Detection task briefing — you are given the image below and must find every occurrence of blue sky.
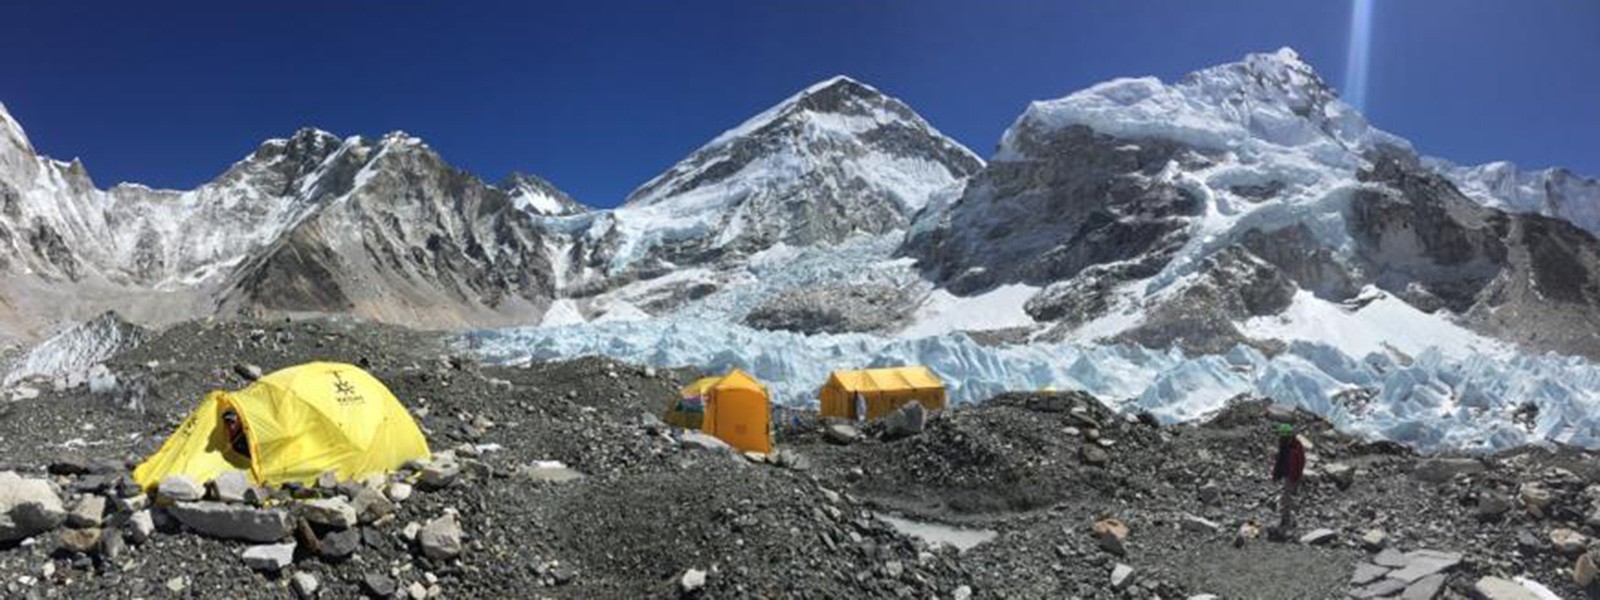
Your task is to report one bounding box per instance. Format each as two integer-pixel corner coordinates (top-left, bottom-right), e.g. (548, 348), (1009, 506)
(4, 1), (1597, 207)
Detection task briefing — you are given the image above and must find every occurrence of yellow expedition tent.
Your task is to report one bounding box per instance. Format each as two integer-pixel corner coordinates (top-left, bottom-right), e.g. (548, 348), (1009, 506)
(133, 362), (430, 489)
(819, 366), (946, 421)
(671, 369), (772, 454)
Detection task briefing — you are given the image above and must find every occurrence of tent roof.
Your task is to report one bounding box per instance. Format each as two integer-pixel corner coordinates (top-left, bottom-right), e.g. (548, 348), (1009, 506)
(827, 366), (944, 393)
(680, 369), (768, 396)
(713, 368), (766, 394)
(681, 376), (722, 397)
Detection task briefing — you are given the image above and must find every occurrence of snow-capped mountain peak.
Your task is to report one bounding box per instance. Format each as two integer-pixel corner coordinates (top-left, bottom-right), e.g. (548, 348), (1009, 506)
(499, 172), (586, 216)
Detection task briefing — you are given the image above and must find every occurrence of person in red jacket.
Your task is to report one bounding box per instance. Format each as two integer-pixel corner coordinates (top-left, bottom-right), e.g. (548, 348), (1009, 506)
(1271, 422), (1306, 532)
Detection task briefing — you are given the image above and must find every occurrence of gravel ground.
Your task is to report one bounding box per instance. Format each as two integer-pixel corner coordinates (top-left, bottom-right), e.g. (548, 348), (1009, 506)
(2, 317), (1600, 599)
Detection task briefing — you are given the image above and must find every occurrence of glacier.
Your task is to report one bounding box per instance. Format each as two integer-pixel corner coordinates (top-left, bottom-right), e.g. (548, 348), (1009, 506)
(457, 318), (1600, 453)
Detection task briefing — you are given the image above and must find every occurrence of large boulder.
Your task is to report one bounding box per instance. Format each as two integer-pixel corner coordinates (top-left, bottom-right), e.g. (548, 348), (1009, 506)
(0, 471), (68, 542)
(1471, 576), (1543, 600)
(166, 501), (294, 542)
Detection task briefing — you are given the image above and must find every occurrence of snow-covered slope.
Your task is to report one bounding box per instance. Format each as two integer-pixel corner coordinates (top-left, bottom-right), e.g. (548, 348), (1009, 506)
(906, 47), (1600, 359)
(0, 104), (579, 339)
(588, 76), (982, 275)
(1428, 158), (1600, 239)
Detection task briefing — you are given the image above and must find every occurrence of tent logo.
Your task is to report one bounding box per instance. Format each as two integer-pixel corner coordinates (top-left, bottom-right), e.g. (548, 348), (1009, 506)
(331, 370), (365, 405)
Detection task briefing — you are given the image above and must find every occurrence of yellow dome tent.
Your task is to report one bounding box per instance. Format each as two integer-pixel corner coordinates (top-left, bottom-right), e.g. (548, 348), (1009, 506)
(671, 369), (772, 454)
(133, 362), (431, 489)
(819, 365), (946, 421)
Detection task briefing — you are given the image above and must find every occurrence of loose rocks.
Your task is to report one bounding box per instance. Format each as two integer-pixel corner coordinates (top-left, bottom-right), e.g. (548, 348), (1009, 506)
(158, 475), (206, 502)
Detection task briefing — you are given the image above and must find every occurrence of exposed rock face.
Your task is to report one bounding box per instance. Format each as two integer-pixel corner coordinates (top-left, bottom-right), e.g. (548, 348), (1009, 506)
(215, 133), (558, 328)
(1350, 150), (1600, 358)
(743, 284), (914, 334)
(905, 125), (1202, 296)
(498, 172), (587, 217)
(1107, 246), (1295, 354)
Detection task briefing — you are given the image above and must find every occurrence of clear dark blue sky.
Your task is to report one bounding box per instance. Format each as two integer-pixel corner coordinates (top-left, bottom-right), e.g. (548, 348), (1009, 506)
(5, 1), (1597, 207)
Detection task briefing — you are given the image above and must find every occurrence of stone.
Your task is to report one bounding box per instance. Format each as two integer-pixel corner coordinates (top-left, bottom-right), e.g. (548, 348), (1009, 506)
(1411, 458), (1485, 483)
(525, 462), (586, 484)
(1079, 445), (1110, 467)
(167, 501), (294, 542)
(823, 422), (860, 445)
(1179, 514), (1220, 534)
(1299, 528), (1336, 545)
(1387, 550), (1461, 584)
(350, 487), (396, 524)
(418, 513), (462, 560)
(879, 401), (927, 440)
(1111, 563), (1135, 589)
(0, 471), (68, 542)
(1352, 563), (1390, 585)
(679, 568), (707, 593)
(66, 495), (106, 528)
(1550, 528), (1589, 555)
(1354, 578), (1408, 598)
(419, 461), (460, 489)
(1234, 521), (1261, 547)
(1471, 576), (1543, 600)
(680, 431), (733, 453)
(56, 527), (102, 554)
(292, 572), (320, 599)
(1575, 552), (1598, 587)
(1476, 493), (1512, 520)
(363, 573), (398, 597)
(1361, 528), (1388, 551)
(1403, 574), (1446, 600)
(166, 577), (188, 593)
(1197, 483), (1221, 506)
(234, 363), (264, 381)
(407, 581), (427, 600)
(127, 510), (155, 544)
(301, 498), (358, 529)
(47, 457), (92, 476)
(241, 542), (296, 572)
(315, 471), (340, 491)
(1092, 517), (1129, 556)
(319, 528), (360, 560)
(211, 470), (254, 503)
(1374, 547), (1409, 568)
(1323, 462), (1355, 490)
(158, 475), (206, 502)
(387, 482), (414, 503)
(1521, 482), (1555, 517)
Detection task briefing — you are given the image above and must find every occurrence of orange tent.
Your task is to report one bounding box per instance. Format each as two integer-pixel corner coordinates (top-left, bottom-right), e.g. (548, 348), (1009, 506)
(819, 366), (946, 421)
(681, 369), (772, 454)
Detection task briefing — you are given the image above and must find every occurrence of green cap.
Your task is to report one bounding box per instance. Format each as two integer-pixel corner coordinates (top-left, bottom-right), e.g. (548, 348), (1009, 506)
(1273, 423), (1294, 437)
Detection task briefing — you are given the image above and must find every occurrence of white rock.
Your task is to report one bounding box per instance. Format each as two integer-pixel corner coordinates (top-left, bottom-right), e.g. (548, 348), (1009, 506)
(1471, 576), (1543, 600)
(679, 568), (707, 593)
(1111, 563), (1135, 589)
(167, 501), (293, 542)
(241, 542), (296, 572)
(387, 482), (415, 503)
(292, 571), (320, 598)
(127, 510), (155, 544)
(158, 475), (205, 502)
(1299, 528), (1336, 545)
(300, 498), (358, 529)
(211, 470), (253, 503)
